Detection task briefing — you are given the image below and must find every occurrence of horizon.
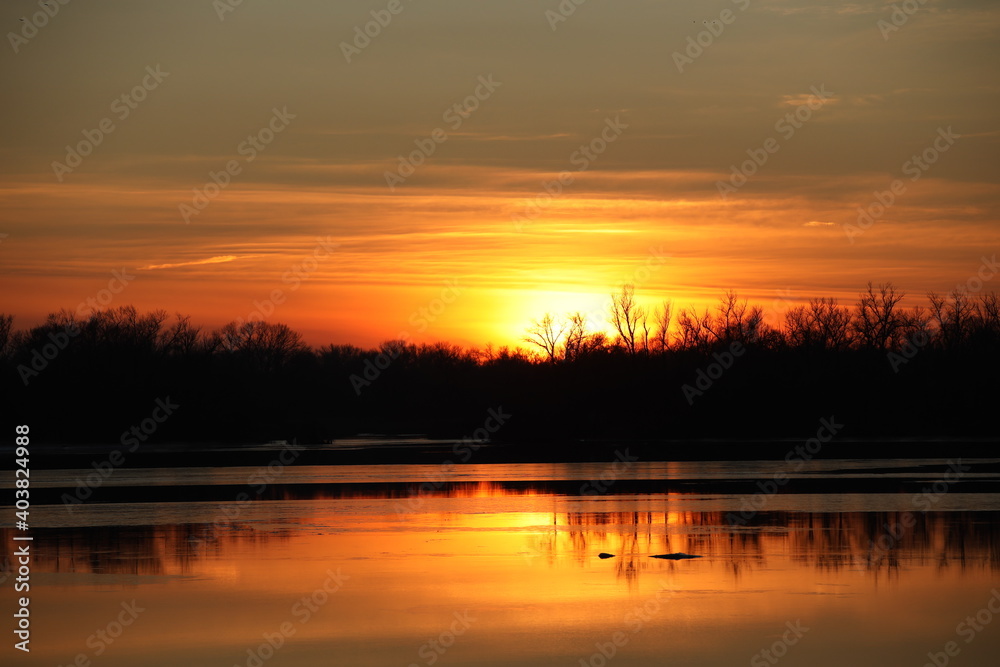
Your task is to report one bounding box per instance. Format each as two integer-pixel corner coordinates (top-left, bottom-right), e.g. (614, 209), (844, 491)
(8, 274), (999, 353)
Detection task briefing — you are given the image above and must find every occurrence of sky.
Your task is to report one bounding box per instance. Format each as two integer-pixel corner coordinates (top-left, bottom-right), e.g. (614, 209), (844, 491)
(1, 0), (998, 348)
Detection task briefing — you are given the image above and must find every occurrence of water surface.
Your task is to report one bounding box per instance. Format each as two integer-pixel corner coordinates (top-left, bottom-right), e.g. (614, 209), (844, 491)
(4, 458), (1000, 666)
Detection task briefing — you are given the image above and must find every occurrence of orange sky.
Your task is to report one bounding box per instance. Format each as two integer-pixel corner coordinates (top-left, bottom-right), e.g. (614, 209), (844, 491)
(1, 1), (998, 348)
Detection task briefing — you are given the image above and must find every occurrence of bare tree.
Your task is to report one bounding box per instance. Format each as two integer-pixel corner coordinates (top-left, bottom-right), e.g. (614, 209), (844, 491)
(581, 331), (611, 355)
(563, 312), (588, 361)
(853, 282), (908, 350)
(216, 320), (307, 371)
(977, 293), (1000, 336)
(651, 300), (673, 352)
(705, 290), (764, 344)
(159, 314), (203, 356)
(0, 314), (13, 360)
(610, 283), (644, 355)
(675, 307), (713, 351)
(784, 298), (851, 350)
(523, 313), (565, 362)
(928, 291), (975, 349)
(639, 309), (652, 354)
(62, 306), (166, 352)
(783, 305), (812, 348)
(811, 297), (853, 350)
(379, 339), (411, 361)
(904, 304), (932, 344)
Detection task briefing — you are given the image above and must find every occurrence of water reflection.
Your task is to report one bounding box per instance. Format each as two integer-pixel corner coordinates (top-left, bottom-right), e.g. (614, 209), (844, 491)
(9, 469), (1000, 667)
(5, 504), (998, 582)
(0, 524), (295, 578)
(528, 509), (1000, 584)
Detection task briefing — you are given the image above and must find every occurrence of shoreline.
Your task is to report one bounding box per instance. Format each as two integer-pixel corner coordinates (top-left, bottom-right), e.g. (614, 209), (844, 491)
(10, 437), (998, 469)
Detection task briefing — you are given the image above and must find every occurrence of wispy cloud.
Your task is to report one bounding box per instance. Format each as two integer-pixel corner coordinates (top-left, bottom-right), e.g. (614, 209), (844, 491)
(780, 93), (839, 108)
(803, 221), (835, 227)
(138, 255), (253, 271)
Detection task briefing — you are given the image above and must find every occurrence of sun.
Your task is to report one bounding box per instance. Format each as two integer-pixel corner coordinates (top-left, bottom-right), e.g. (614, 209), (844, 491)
(487, 288), (616, 347)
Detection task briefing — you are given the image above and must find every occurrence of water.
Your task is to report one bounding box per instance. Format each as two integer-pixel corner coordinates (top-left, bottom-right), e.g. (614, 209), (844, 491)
(4, 458), (1000, 666)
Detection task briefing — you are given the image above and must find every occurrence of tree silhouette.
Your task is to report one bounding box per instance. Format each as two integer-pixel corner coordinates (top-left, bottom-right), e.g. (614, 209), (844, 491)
(853, 282), (908, 350)
(928, 291), (975, 350)
(4, 281), (1000, 444)
(651, 300), (673, 352)
(159, 314), (203, 357)
(784, 298), (852, 351)
(706, 290), (765, 345)
(610, 283), (644, 355)
(0, 314), (13, 361)
(676, 306), (713, 351)
(563, 312), (588, 361)
(214, 320), (307, 372)
(523, 313), (565, 362)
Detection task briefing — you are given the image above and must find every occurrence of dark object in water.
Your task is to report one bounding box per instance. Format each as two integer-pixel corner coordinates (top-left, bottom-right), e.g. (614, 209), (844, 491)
(650, 553), (702, 560)
(598, 552), (616, 559)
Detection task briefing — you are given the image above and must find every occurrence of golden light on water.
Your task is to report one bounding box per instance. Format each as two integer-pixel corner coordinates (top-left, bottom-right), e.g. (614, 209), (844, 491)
(16, 491), (1000, 666)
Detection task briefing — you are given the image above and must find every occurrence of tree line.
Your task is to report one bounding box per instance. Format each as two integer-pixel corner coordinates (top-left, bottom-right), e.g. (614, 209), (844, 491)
(1, 281), (997, 445)
(522, 282), (1000, 362)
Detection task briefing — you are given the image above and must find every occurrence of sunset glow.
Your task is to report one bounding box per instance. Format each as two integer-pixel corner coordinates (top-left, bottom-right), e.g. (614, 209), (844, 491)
(6, 5), (1000, 667)
(2, 2), (997, 348)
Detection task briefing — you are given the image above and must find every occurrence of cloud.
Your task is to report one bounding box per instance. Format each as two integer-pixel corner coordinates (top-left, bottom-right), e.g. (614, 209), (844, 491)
(138, 255), (251, 271)
(779, 92), (839, 108)
(803, 221), (836, 227)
